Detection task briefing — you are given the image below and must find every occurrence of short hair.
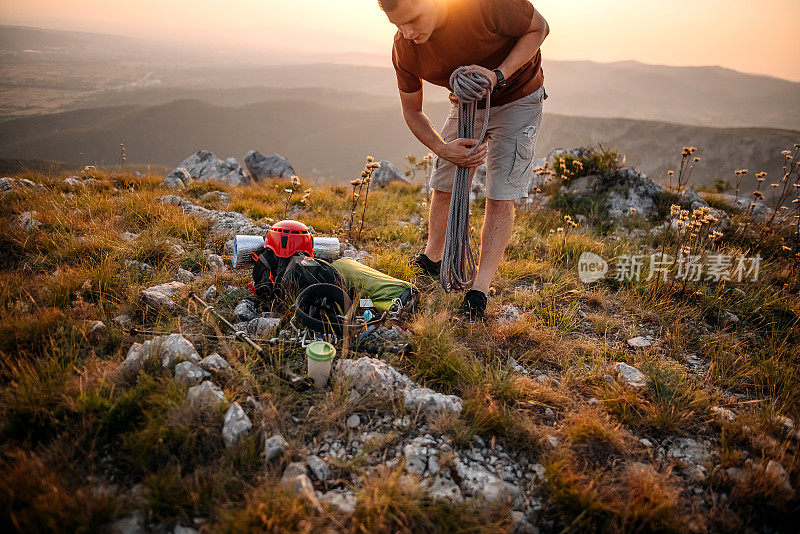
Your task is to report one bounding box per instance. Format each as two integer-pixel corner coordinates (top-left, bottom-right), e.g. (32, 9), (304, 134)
(378, 0), (416, 12)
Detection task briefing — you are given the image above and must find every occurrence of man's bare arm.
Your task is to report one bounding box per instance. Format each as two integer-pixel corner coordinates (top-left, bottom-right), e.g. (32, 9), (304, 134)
(496, 8), (550, 83)
(399, 87), (487, 167)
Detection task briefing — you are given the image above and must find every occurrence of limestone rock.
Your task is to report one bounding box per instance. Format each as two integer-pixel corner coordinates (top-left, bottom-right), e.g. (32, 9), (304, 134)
(176, 268), (196, 283)
(265, 434), (289, 463)
(306, 455), (331, 481)
(141, 281), (185, 310)
(174, 361), (210, 386)
(208, 254), (226, 272)
(158, 195), (268, 237)
(498, 304), (521, 325)
(427, 475), (463, 502)
(247, 317), (280, 339)
(202, 285), (218, 301)
(318, 489), (356, 514)
(199, 353), (232, 374)
(15, 211), (41, 231)
(281, 463), (321, 509)
(222, 402), (252, 449)
(614, 362), (647, 389)
(370, 160), (411, 188)
(234, 300), (258, 322)
(336, 357), (462, 418)
(627, 336), (652, 348)
(174, 150), (247, 186)
(186, 380), (225, 407)
(243, 150), (295, 181)
(162, 168), (192, 189)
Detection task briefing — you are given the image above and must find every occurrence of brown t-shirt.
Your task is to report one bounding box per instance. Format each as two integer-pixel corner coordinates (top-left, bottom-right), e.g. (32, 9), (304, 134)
(392, 0), (544, 109)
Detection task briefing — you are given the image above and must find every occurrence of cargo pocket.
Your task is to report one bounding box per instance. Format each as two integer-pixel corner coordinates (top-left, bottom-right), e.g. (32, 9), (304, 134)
(507, 132), (534, 188)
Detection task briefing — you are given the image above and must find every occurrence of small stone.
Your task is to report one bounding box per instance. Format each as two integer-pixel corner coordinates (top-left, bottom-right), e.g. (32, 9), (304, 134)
(15, 211), (42, 231)
(141, 281), (185, 310)
(234, 300), (258, 322)
(346, 414), (361, 429)
(176, 268), (196, 282)
(640, 438), (653, 448)
(306, 455), (331, 481)
(614, 362), (647, 389)
(427, 455), (440, 475)
(199, 353), (232, 373)
(88, 320), (106, 336)
(125, 260), (154, 276)
(547, 436), (559, 448)
(711, 406), (736, 422)
(208, 253), (226, 272)
(222, 402), (252, 449)
(186, 380), (225, 407)
(318, 489), (357, 514)
(765, 460), (793, 495)
(627, 336), (652, 348)
(247, 317), (281, 338)
(427, 475), (463, 502)
(202, 285), (218, 301)
(174, 361), (210, 386)
(497, 304), (521, 325)
(113, 314), (132, 328)
(265, 434), (289, 462)
(173, 526), (198, 534)
(121, 232), (139, 242)
(281, 462), (320, 508)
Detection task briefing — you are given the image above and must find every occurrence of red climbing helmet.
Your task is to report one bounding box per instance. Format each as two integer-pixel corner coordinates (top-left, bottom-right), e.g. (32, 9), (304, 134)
(265, 220), (315, 258)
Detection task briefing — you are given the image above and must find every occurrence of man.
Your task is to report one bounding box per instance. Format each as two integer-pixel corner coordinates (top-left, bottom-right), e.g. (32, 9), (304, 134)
(379, 0), (550, 321)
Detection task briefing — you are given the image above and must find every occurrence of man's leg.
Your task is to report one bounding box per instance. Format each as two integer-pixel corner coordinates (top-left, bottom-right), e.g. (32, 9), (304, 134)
(471, 198), (515, 294)
(424, 166), (478, 262)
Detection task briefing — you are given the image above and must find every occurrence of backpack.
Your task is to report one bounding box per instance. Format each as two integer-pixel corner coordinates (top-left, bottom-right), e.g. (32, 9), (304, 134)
(250, 245), (345, 307)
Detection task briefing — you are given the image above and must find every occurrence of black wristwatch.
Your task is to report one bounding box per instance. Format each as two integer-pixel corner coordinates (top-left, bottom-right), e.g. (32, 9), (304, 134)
(492, 68), (506, 91)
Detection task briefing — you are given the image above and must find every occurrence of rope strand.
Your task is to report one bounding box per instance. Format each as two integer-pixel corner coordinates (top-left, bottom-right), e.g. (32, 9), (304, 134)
(439, 66), (493, 292)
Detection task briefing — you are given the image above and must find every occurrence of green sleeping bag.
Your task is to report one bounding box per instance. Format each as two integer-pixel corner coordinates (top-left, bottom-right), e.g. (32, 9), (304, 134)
(331, 257), (417, 313)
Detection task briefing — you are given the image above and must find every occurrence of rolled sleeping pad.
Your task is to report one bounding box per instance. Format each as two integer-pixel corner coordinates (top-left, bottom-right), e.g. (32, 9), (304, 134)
(232, 235), (265, 268)
(312, 237), (341, 261)
(232, 235), (342, 267)
(331, 256), (417, 313)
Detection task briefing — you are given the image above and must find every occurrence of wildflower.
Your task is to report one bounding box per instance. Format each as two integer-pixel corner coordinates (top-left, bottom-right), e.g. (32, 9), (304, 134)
(350, 179), (362, 186)
(629, 207), (637, 214)
(771, 183), (779, 188)
(782, 246), (792, 252)
(753, 191), (764, 200)
(366, 155), (374, 163)
(694, 157), (700, 163)
(670, 204), (681, 217)
(668, 170), (674, 176)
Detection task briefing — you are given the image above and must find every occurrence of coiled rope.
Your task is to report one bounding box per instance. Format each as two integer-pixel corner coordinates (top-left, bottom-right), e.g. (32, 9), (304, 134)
(439, 66), (493, 292)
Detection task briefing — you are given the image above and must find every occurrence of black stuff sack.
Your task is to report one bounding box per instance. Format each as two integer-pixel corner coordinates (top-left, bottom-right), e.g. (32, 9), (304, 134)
(249, 245), (345, 307)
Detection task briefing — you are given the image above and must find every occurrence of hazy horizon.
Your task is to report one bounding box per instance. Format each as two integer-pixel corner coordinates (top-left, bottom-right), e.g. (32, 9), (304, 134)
(1, 0), (799, 82)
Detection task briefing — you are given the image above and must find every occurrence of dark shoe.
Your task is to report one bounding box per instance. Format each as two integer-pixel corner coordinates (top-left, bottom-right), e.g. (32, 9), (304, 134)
(413, 253), (441, 278)
(457, 289), (487, 322)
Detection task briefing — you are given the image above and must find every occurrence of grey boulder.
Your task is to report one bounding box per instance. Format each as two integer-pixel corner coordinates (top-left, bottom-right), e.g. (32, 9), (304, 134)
(244, 150), (295, 181)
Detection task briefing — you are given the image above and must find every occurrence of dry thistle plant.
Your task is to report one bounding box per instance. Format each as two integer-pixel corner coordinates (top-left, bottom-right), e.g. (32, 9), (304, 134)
(118, 142), (126, 170)
(283, 174), (302, 219)
(674, 146), (699, 193)
(346, 156), (381, 243)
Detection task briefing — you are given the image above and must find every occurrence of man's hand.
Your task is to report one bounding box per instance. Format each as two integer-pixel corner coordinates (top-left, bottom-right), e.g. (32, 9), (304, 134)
(465, 64), (499, 90)
(438, 137), (488, 168)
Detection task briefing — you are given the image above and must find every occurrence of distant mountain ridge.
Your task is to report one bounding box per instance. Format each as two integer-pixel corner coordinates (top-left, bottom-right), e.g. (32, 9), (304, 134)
(0, 98), (795, 190)
(1, 25), (799, 130)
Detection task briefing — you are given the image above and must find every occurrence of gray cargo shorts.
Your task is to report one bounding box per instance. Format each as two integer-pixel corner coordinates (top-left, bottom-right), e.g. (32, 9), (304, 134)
(429, 85), (546, 201)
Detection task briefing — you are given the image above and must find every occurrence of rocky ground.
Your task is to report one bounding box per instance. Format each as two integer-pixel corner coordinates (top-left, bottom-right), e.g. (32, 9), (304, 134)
(1, 146), (799, 532)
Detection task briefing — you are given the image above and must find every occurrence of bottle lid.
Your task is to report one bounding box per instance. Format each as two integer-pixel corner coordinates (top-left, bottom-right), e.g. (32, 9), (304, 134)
(306, 340), (336, 362)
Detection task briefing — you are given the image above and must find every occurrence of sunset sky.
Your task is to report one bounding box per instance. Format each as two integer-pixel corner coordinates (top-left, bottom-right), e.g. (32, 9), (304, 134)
(2, 0), (799, 81)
